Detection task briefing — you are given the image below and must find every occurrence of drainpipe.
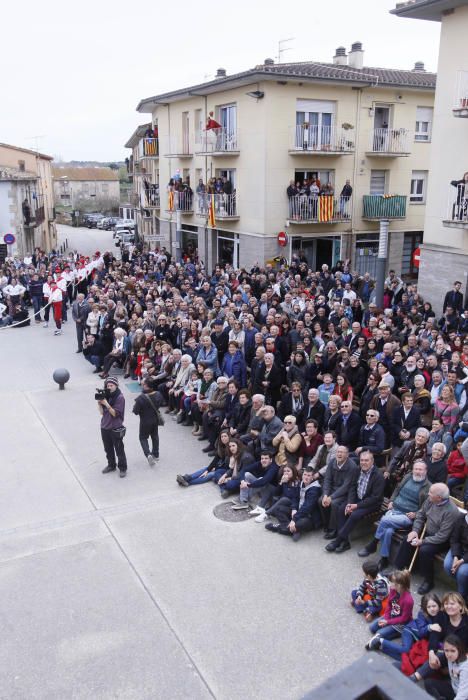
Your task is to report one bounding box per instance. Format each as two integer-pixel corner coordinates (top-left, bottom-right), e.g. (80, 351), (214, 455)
(375, 218), (389, 307)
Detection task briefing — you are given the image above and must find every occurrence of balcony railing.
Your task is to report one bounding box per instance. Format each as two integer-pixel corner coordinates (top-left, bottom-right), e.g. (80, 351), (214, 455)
(167, 190), (193, 212)
(444, 183), (468, 226)
(289, 125), (355, 154)
(367, 128), (411, 155)
(362, 194), (407, 219)
(453, 71), (468, 117)
(287, 195), (352, 223)
(195, 193), (239, 219)
(195, 127), (239, 154)
(143, 185), (160, 209)
(138, 138), (159, 158)
(163, 136), (192, 157)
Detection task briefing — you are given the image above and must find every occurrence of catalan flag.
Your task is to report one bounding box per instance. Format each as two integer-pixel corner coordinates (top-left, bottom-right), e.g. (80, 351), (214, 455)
(318, 195), (334, 222)
(168, 190), (174, 211)
(208, 193), (216, 228)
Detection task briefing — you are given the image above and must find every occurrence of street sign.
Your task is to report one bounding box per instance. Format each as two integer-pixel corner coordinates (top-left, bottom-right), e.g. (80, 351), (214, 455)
(412, 247), (421, 268)
(3, 233), (15, 245)
(277, 231), (288, 247)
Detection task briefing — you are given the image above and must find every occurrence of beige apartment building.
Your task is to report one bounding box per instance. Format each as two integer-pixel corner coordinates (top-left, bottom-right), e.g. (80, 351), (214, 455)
(0, 143), (56, 257)
(126, 44), (435, 277)
(393, 0), (468, 311)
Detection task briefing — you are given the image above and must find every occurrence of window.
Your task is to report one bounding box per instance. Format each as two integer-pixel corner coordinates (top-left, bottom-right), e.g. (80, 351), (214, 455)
(415, 107), (433, 142)
(294, 170), (335, 187)
(370, 170), (387, 195)
(18, 160), (25, 172)
(82, 183), (89, 195)
(296, 99), (335, 149)
(410, 171), (427, 203)
(102, 183), (109, 194)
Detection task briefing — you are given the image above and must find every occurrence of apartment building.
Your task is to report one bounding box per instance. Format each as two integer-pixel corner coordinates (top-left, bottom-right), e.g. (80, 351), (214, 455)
(393, 0), (468, 311)
(0, 142), (56, 257)
(126, 44), (435, 276)
(52, 167), (120, 211)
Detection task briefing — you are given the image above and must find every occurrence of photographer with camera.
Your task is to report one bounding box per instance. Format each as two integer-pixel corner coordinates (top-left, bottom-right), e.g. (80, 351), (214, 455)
(97, 376), (128, 478)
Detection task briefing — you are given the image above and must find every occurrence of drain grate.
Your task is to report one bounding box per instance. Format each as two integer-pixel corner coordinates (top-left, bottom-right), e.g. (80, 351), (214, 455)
(213, 502), (252, 522)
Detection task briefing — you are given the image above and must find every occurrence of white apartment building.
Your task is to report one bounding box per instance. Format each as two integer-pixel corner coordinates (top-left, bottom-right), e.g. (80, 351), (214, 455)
(126, 44), (435, 277)
(0, 143), (56, 257)
(393, 0), (468, 311)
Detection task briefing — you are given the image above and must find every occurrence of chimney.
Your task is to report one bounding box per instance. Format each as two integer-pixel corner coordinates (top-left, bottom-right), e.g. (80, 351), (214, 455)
(333, 47), (347, 66)
(348, 42), (364, 70)
(216, 68), (226, 78)
(413, 61), (426, 72)
(264, 58), (274, 66)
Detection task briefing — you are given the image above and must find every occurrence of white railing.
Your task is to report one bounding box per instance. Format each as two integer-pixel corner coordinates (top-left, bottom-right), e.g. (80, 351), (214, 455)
(287, 194), (351, 222)
(453, 71), (468, 112)
(289, 125), (355, 153)
(195, 127), (238, 153)
(368, 128), (410, 154)
(164, 135), (192, 156)
(142, 185), (160, 208)
(446, 183), (468, 223)
(138, 138), (159, 158)
(195, 193), (238, 218)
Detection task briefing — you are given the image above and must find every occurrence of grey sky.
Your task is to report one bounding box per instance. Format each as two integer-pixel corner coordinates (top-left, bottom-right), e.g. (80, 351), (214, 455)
(3, 0), (440, 161)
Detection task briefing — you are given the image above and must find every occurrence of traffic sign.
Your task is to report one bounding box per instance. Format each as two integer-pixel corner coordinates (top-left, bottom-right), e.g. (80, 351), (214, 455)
(412, 247), (421, 268)
(3, 233), (15, 245)
(277, 231), (288, 247)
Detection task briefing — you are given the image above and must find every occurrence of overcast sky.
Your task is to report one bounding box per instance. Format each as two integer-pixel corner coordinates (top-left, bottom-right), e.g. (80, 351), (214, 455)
(3, 0), (441, 162)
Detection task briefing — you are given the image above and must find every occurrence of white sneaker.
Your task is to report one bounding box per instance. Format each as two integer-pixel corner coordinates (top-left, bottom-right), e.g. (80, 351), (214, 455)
(255, 512), (269, 523)
(43, 322), (48, 328)
(54, 330), (62, 335)
(147, 454), (156, 467)
(249, 506), (264, 517)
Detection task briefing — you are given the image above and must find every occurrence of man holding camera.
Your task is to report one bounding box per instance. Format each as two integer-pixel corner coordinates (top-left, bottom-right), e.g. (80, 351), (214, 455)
(97, 376), (127, 477)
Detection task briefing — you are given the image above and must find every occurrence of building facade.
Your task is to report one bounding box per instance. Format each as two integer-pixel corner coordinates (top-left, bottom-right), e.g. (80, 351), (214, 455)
(53, 167), (120, 212)
(0, 143), (56, 256)
(126, 45), (435, 277)
(393, 0), (468, 312)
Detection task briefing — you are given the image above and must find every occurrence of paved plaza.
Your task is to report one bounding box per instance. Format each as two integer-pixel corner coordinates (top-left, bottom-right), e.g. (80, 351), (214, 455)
(1, 226), (395, 699)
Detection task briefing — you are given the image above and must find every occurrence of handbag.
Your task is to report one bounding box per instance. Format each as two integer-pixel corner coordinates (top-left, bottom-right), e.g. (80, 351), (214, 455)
(112, 426), (127, 439)
(144, 393), (164, 426)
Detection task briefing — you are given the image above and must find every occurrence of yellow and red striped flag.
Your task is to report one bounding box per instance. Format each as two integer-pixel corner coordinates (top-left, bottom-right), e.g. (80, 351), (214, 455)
(168, 190), (174, 211)
(318, 195), (334, 222)
(208, 193), (216, 228)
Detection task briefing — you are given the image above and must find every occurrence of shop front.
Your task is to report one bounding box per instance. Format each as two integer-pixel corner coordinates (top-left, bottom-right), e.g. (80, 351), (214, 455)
(291, 234), (342, 270)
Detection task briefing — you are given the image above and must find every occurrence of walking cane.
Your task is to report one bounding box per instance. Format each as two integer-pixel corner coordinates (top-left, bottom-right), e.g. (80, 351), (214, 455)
(408, 522), (427, 573)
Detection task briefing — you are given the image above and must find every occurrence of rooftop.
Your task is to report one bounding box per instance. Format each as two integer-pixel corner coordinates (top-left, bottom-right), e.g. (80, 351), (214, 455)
(0, 142), (53, 161)
(137, 59), (436, 111)
(124, 124), (152, 149)
(52, 167), (119, 182)
(392, 0), (468, 20)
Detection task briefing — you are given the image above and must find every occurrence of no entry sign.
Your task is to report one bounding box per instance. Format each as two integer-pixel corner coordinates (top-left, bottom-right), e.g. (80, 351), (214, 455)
(277, 231), (288, 247)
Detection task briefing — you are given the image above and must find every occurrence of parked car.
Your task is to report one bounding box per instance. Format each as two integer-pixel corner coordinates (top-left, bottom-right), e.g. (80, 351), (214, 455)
(114, 230), (135, 247)
(85, 213), (104, 228)
(100, 217), (121, 230)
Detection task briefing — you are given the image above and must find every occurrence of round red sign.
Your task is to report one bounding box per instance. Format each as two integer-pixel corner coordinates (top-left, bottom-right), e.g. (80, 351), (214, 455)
(277, 231), (288, 247)
(412, 247), (421, 268)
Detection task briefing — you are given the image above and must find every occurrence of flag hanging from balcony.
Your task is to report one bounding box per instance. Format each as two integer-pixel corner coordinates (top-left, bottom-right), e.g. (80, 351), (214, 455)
(168, 190), (174, 211)
(208, 194), (216, 228)
(318, 195), (334, 222)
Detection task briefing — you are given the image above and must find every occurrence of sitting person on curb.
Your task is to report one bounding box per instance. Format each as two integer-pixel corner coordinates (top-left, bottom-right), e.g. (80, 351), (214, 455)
(233, 451), (279, 510)
(269, 466), (322, 541)
(218, 438), (255, 498)
(358, 460), (431, 571)
(392, 482), (460, 594)
(325, 451), (385, 554)
(321, 445), (359, 540)
(251, 463), (300, 524)
(351, 560), (389, 621)
(353, 408), (386, 465)
(365, 569), (414, 651)
(176, 429), (231, 487)
(272, 415), (302, 468)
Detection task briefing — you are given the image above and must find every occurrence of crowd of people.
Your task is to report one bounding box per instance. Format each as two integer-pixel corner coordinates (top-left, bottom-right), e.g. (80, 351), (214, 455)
(3, 243), (468, 695)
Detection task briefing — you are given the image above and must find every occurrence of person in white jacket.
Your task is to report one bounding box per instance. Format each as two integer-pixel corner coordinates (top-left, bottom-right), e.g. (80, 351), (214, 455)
(3, 280), (26, 315)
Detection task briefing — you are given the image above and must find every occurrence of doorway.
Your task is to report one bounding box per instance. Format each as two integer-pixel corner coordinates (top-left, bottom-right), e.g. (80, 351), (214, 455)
(292, 235), (341, 270)
(216, 230), (239, 267)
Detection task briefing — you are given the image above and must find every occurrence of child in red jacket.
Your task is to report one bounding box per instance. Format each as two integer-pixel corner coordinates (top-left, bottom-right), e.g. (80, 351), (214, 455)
(447, 440), (468, 492)
(365, 569), (414, 650)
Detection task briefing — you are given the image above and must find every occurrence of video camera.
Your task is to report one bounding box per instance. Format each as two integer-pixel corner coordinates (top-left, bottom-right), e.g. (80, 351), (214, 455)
(95, 387), (110, 401)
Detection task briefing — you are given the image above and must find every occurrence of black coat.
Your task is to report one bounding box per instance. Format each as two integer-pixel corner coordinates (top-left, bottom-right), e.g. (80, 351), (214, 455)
(335, 411), (362, 450)
(443, 289), (464, 313)
(391, 406), (421, 447)
(347, 467), (385, 511)
(449, 513), (468, 561)
(277, 391), (306, 426)
(303, 400), (326, 432)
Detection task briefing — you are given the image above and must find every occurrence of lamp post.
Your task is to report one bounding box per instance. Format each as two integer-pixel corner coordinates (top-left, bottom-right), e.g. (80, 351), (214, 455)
(375, 218), (389, 308)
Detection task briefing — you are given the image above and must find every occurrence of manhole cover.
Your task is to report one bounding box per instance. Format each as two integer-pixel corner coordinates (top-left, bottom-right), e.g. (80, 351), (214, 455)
(213, 502), (252, 522)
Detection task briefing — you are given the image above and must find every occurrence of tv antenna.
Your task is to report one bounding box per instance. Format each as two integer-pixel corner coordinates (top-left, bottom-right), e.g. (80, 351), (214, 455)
(277, 38), (295, 63)
(26, 135), (46, 152)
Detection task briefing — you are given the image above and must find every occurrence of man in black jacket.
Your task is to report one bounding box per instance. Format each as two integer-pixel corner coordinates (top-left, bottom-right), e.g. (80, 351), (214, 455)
(353, 408), (386, 465)
(391, 393), (421, 447)
(303, 387), (325, 432)
(321, 445), (359, 538)
(72, 293), (90, 353)
(210, 319), (230, 364)
(325, 451), (385, 553)
(132, 379), (163, 465)
(443, 281), (464, 314)
(335, 401), (362, 451)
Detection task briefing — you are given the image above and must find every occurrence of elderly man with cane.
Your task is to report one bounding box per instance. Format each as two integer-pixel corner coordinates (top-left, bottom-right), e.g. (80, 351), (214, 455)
(389, 483), (459, 594)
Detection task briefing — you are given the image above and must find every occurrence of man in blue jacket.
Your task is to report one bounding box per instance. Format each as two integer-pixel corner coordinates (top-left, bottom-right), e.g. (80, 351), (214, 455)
(233, 452), (279, 509)
(275, 467), (322, 541)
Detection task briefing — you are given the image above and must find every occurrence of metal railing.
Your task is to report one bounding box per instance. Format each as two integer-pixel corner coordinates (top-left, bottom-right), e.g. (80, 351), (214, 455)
(195, 127), (239, 153)
(167, 190), (194, 212)
(368, 128), (410, 154)
(362, 194), (407, 219)
(288, 195), (351, 222)
(164, 135), (192, 156)
(195, 193), (238, 218)
(453, 71), (468, 113)
(138, 138), (159, 158)
(289, 125), (355, 153)
(446, 183), (468, 223)
(143, 185), (160, 208)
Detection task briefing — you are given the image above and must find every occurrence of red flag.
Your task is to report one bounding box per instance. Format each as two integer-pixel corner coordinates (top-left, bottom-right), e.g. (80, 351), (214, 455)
(208, 194), (216, 228)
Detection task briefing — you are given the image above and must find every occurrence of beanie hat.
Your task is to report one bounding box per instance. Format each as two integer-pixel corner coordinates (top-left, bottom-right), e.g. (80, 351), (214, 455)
(105, 376), (119, 388)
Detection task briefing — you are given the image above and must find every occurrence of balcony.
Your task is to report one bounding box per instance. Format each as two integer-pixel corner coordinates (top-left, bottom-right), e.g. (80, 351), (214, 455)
(288, 125), (355, 155)
(366, 128), (411, 156)
(138, 138), (159, 159)
(287, 195), (352, 224)
(443, 183), (468, 228)
(195, 193), (239, 220)
(142, 185), (160, 209)
(362, 194), (407, 220)
(166, 190), (193, 214)
(163, 136), (192, 158)
(453, 71), (468, 117)
(195, 127), (239, 155)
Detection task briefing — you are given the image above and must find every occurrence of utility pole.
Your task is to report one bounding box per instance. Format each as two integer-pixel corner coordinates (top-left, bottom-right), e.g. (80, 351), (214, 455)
(375, 219), (389, 308)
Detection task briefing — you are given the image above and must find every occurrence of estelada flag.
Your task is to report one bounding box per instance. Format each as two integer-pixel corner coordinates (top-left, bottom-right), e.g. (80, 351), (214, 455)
(168, 190), (174, 211)
(208, 194), (216, 228)
(318, 195), (334, 222)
